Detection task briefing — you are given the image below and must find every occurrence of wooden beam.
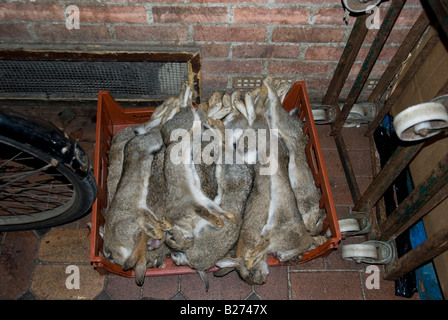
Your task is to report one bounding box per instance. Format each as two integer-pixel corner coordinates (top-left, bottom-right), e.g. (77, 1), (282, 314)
(384, 224), (448, 280)
(331, 0), (406, 136)
(379, 152), (448, 241)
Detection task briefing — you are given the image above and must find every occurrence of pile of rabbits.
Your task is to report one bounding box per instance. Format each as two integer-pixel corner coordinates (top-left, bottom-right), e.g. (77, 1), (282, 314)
(101, 77), (328, 289)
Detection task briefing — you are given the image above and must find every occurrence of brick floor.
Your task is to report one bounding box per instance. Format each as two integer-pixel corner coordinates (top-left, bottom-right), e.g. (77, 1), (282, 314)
(0, 103), (420, 300)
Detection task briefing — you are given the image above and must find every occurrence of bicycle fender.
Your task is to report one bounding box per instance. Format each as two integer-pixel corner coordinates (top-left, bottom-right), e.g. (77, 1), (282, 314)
(0, 109), (91, 178)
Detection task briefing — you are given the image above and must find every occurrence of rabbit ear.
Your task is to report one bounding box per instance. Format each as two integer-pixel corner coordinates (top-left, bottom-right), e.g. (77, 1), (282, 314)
(215, 257), (240, 269)
(179, 82), (192, 108)
(222, 92), (232, 109)
(244, 93), (256, 127)
(197, 270), (210, 292)
(98, 225), (105, 239)
(123, 232), (149, 286)
(214, 258), (240, 277)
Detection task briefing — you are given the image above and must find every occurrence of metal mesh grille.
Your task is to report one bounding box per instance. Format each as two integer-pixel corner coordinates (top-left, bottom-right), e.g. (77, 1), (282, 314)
(0, 60), (189, 100)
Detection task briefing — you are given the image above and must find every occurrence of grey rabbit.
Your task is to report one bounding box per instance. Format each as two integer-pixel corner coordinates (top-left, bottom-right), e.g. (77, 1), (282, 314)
(162, 83), (236, 253)
(171, 100), (254, 291)
(264, 77), (325, 236)
(215, 86), (325, 285)
(102, 127), (171, 285)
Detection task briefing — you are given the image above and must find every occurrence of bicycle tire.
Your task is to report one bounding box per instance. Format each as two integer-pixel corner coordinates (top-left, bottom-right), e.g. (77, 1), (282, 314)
(0, 125), (97, 232)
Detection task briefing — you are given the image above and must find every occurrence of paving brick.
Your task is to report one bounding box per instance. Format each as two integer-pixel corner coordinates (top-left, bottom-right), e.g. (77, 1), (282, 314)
(38, 230), (90, 263)
(253, 266), (289, 300)
(276, 0), (340, 4)
(316, 125), (338, 150)
(180, 270), (252, 299)
(0, 231), (38, 300)
(105, 274), (142, 300)
(290, 271), (364, 300)
(341, 125), (372, 150)
(31, 264), (104, 300)
(142, 274), (180, 299)
(328, 175), (373, 206)
(289, 256), (326, 271)
(322, 149), (373, 178)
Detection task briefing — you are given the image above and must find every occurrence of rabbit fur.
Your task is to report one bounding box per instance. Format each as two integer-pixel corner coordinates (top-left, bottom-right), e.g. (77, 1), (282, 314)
(263, 77), (325, 236)
(162, 84), (236, 254)
(102, 78), (327, 288)
(170, 95), (254, 291)
(215, 84), (325, 285)
(102, 126), (171, 285)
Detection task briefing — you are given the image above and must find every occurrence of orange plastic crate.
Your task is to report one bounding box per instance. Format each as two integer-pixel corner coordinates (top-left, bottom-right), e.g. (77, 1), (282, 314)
(90, 81), (341, 278)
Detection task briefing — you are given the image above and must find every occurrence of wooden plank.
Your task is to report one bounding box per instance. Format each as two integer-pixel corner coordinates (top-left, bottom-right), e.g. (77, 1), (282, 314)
(331, 0), (406, 136)
(353, 144), (424, 212)
(364, 32), (440, 136)
(379, 152), (448, 241)
(366, 10), (430, 103)
(323, 15), (368, 108)
(384, 223), (448, 280)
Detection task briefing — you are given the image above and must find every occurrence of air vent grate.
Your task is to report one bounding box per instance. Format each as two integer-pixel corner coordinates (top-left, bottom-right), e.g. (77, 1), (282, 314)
(0, 49), (201, 103)
(0, 60), (188, 101)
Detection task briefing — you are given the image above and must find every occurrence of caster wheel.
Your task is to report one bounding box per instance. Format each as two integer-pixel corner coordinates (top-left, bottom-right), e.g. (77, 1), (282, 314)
(312, 109), (327, 122)
(394, 101), (448, 141)
(342, 243), (377, 263)
(312, 105), (337, 124)
(341, 240), (394, 264)
(344, 104), (365, 127)
(336, 212), (372, 237)
(338, 218), (361, 234)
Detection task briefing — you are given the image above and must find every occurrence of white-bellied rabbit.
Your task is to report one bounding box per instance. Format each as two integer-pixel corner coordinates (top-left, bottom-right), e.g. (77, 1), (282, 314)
(264, 77), (325, 236)
(106, 126), (135, 205)
(162, 83), (236, 253)
(133, 96), (180, 135)
(171, 100), (254, 291)
(102, 127), (171, 285)
(215, 85), (325, 285)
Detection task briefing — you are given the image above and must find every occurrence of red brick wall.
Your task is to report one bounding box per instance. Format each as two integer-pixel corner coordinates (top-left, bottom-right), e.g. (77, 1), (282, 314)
(0, 0), (423, 102)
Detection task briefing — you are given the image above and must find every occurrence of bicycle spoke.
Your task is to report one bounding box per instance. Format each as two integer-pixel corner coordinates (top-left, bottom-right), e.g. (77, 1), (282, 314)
(0, 161), (56, 190)
(0, 151), (24, 170)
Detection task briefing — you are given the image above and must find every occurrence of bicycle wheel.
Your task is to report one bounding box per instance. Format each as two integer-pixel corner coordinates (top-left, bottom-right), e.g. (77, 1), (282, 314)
(0, 134), (97, 232)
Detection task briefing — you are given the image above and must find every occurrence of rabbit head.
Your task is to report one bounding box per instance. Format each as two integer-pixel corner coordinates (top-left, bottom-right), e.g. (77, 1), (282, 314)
(215, 238), (270, 285)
